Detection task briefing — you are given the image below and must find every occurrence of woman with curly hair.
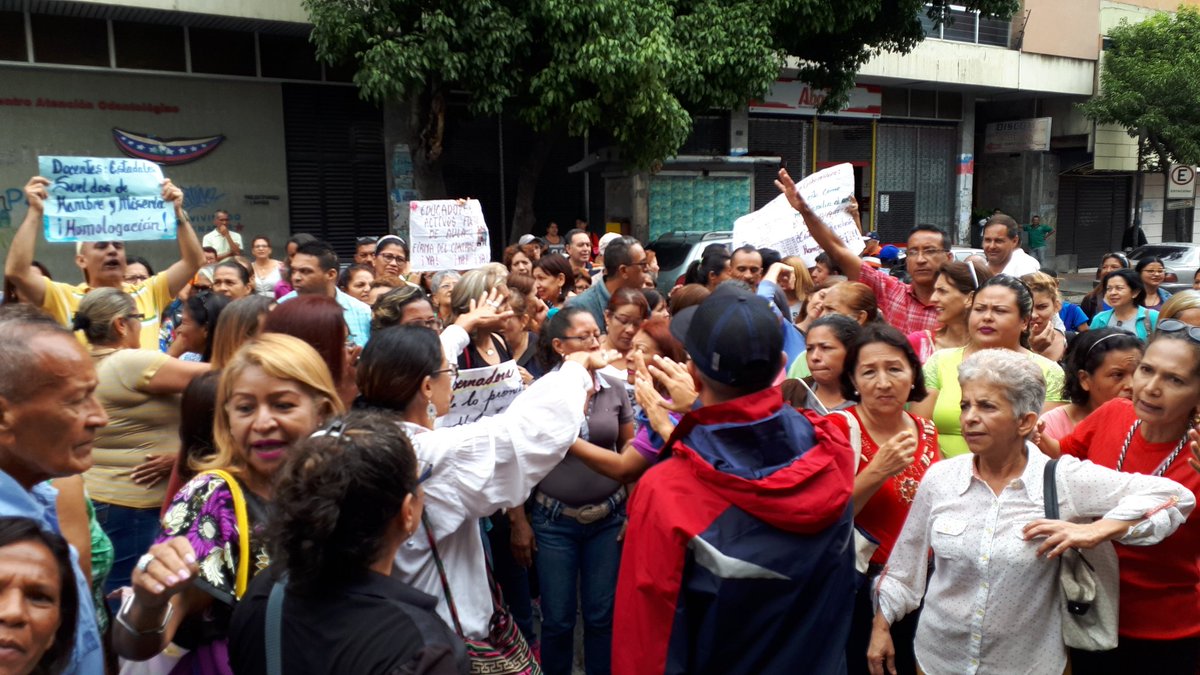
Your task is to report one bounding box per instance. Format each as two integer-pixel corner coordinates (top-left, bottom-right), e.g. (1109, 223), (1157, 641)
(228, 411), (467, 673)
(113, 334), (343, 673)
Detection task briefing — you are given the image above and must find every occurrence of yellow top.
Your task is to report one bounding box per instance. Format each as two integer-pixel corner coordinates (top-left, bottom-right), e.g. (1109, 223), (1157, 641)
(83, 348), (180, 508)
(42, 273), (173, 351)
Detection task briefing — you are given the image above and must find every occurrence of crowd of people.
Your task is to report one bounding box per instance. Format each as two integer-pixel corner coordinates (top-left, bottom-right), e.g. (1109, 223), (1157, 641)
(0, 167), (1197, 675)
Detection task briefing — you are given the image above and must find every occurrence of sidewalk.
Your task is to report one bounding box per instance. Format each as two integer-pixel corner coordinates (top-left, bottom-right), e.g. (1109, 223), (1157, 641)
(1057, 272), (1096, 302)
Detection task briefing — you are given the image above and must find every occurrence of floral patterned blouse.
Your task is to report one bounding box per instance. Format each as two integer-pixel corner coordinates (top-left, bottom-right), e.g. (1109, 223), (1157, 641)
(158, 472), (269, 607)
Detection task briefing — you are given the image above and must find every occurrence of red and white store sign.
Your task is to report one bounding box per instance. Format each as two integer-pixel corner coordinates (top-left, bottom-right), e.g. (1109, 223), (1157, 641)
(749, 80), (882, 118)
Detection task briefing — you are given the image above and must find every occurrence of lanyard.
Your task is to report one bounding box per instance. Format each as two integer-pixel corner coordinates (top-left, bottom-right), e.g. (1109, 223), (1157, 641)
(1115, 420), (1186, 477)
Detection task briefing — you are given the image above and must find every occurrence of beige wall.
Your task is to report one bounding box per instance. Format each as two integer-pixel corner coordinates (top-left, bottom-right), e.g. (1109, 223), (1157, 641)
(0, 67), (291, 282)
(70, 0), (308, 23)
(857, 40), (1095, 96)
(1021, 0), (1100, 60)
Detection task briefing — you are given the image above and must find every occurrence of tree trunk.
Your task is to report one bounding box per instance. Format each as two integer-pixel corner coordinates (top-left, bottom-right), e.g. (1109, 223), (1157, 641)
(508, 129), (563, 244)
(400, 87), (448, 198)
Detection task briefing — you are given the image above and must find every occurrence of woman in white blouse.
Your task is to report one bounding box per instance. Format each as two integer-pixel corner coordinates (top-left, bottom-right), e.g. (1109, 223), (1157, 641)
(868, 349), (1194, 675)
(352, 323), (615, 653)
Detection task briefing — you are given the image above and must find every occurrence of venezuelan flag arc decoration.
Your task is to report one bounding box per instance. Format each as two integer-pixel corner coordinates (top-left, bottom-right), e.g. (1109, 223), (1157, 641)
(112, 128), (225, 165)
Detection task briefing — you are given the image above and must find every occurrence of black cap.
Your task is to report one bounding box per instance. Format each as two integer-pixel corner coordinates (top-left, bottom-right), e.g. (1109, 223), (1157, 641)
(670, 285), (782, 386)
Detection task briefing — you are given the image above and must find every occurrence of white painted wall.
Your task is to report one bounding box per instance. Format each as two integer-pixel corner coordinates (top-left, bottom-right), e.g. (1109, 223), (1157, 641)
(855, 40), (1095, 96)
(0, 66), (290, 283)
(70, 0), (308, 23)
(1137, 172), (1200, 243)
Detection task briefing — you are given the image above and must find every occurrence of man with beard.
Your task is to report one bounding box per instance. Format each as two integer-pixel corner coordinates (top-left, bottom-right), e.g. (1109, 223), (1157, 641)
(4, 176), (205, 350)
(774, 169), (948, 334)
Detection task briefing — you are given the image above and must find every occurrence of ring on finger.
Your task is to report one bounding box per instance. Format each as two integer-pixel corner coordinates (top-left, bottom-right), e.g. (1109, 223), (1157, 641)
(136, 553), (156, 573)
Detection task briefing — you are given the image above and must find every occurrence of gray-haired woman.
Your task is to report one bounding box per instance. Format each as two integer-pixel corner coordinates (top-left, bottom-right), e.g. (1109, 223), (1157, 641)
(868, 349), (1194, 675)
(72, 288), (209, 599)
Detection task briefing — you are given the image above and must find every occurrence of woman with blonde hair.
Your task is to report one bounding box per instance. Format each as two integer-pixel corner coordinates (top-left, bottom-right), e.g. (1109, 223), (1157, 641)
(114, 334), (343, 673)
(1159, 289), (1200, 326)
(1022, 271), (1068, 362)
(72, 287), (210, 599)
(209, 295), (272, 369)
(780, 255), (815, 322)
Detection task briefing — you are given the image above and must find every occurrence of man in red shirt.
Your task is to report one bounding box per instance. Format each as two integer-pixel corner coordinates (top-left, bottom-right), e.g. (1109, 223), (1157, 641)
(775, 169), (950, 334)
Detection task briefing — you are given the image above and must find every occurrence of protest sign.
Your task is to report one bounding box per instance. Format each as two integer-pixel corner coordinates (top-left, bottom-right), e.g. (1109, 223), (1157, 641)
(409, 199), (490, 271)
(436, 360), (524, 428)
(732, 163), (863, 267)
(38, 156), (175, 243)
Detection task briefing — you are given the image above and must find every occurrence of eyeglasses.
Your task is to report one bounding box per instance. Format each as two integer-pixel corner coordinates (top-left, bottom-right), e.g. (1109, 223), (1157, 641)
(357, 236), (379, 246)
(630, 260), (650, 269)
(1157, 320), (1200, 343)
(405, 317), (443, 330)
(379, 253), (408, 264)
(125, 313), (145, 322)
(908, 248), (948, 259)
(561, 333), (602, 344)
(609, 314), (643, 329)
(124, 274), (149, 284)
(1142, 268), (1166, 275)
(433, 364), (459, 378)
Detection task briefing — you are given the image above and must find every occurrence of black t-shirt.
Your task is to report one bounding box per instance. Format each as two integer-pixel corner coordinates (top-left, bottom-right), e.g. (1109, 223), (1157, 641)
(229, 569), (468, 675)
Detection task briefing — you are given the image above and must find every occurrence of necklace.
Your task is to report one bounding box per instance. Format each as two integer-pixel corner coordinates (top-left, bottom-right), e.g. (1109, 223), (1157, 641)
(1115, 420), (1187, 476)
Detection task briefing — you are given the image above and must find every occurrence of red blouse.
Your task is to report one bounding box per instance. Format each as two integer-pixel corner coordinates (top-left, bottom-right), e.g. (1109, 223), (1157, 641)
(1061, 397), (1200, 640)
(827, 407), (939, 565)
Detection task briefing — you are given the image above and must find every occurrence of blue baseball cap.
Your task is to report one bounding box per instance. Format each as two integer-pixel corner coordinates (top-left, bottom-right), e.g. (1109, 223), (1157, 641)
(669, 285), (782, 386)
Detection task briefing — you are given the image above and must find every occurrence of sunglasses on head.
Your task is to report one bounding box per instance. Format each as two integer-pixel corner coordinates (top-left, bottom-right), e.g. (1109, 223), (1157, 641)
(1157, 319), (1200, 344)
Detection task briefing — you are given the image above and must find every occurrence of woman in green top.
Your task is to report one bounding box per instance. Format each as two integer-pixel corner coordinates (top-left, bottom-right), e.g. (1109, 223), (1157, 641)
(911, 275), (1066, 457)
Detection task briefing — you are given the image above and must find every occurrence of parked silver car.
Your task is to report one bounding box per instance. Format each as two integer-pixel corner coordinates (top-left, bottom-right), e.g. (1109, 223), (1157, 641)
(647, 231), (732, 294)
(1127, 243), (1200, 293)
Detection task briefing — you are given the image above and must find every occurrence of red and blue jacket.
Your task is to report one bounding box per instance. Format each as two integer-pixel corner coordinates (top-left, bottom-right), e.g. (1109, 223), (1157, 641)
(613, 385), (856, 675)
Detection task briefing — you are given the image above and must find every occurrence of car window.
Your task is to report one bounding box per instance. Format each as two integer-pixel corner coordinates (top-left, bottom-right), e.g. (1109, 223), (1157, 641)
(1131, 245), (1200, 267)
(649, 242), (695, 271)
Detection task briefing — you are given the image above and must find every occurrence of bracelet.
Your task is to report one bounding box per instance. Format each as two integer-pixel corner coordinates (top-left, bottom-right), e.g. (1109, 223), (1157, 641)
(178, 209), (190, 223)
(116, 593), (174, 636)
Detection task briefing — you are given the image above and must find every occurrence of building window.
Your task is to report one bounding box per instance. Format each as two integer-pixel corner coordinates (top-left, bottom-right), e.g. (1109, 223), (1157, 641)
(189, 28), (256, 76)
(113, 22), (186, 72)
(259, 33), (321, 81)
(31, 14), (108, 67)
(0, 12), (26, 62)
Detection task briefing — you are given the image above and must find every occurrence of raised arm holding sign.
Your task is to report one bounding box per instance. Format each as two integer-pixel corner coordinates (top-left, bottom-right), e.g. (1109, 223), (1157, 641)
(735, 163), (864, 269)
(4, 159), (204, 349)
(771, 165), (866, 280)
(776, 166), (951, 335)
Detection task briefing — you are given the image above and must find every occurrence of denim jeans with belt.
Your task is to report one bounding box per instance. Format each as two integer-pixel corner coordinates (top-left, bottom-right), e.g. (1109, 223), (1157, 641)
(531, 495), (625, 675)
(93, 502), (162, 607)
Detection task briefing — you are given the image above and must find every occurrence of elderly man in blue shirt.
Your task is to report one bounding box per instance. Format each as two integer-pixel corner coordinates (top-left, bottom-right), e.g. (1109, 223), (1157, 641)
(0, 306), (109, 674)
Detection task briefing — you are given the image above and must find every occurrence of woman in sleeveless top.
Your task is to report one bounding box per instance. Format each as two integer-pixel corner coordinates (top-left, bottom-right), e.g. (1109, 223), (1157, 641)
(249, 236), (284, 298)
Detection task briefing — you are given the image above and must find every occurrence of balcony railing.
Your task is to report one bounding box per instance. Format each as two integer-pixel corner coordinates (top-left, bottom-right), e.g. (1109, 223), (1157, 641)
(919, 4), (1013, 48)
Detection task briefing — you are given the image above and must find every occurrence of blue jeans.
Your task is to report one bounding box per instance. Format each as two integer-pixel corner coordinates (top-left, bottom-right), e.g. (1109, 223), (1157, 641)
(531, 495), (624, 675)
(93, 502), (162, 604)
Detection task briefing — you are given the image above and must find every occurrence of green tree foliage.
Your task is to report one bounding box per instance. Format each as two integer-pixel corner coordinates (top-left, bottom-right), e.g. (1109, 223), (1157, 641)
(305, 0), (1016, 231)
(1082, 5), (1200, 166)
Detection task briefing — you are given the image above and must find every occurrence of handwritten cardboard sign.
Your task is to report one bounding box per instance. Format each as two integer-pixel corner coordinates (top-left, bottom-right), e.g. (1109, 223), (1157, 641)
(732, 163), (863, 267)
(38, 156), (175, 242)
(436, 360), (524, 428)
(409, 199), (490, 272)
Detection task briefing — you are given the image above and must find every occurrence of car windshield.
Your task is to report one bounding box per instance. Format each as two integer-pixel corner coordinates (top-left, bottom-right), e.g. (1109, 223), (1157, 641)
(1131, 245), (1200, 267)
(649, 241), (694, 271)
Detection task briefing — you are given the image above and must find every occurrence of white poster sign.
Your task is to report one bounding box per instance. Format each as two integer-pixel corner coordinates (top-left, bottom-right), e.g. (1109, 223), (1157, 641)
(409, 199), (490, 272)
(436, 360), (524, 428)
(732, 163), (864, 267)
